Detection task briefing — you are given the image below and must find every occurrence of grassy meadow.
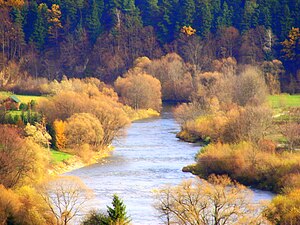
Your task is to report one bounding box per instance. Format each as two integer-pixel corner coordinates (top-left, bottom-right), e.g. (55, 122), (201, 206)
(50, 150), (73, 163)
(0, 91), (47, 103)
(268, 94), (300, 109)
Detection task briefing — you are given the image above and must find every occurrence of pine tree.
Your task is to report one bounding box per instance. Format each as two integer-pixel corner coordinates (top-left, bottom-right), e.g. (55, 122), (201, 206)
(86, 0), (102, 43)
(135, 0), (159, 27)
(216, 1), (232, 28)
(194, 0), (212, 37)
(157, 0), (175, 42)
(107, 194), (131, 225)
(279, 5), (293, 40)
(30, 3), (49, 49)
(258, 6), (271, 28)
(178, 0), (195, 27)
(227, 0), (243, 30)
(210, 0), (221, 31)
(23, 1), (38, 42)
(11, 7), (25, 57)
(241, 0), (258, 32)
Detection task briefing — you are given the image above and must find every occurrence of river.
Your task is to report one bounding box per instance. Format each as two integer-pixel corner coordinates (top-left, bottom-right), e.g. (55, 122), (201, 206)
(68, 107), (274, 224)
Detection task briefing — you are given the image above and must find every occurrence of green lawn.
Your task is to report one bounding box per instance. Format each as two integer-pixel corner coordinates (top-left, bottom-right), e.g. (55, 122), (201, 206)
(0, 91), (47, 103)
(268, 94), (300, 109)
(50, 150), (72, 163)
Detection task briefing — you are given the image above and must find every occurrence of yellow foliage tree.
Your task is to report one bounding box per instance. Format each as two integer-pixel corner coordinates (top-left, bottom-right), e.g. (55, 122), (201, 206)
(0, 0), (24, 7)
(115, 72), (162, 111)
(264, 188), (300, 224)
(53, 119), (66, 150)
(48, 4), (63, 40)
(65, 113), (104, 150)
(281, 27), (300, 60)
(181, 25), (196, 36)
(0, 185), (22, 224)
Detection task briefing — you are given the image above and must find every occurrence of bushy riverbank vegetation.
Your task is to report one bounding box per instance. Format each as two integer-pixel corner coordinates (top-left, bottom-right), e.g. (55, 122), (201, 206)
(0, 0), (299, 223)
(0, 74), (162, 224)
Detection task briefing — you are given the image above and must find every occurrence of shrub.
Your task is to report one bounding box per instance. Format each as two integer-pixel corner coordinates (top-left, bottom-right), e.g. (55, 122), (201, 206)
(115, 72), (162, 111)
(195, 142), (300, 192)
(264, 189), (300, 225)
(65, 113), (104, 150)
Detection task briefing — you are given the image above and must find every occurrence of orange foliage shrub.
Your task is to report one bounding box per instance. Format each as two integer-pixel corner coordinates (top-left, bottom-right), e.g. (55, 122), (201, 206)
(115, 72), (162, 111)
(195, 142), (300, 192)
(53, 120), (66, 150)
(137, 53), (194, 101)
(264, 188), (300, 225)
(38, 81), (130, 148)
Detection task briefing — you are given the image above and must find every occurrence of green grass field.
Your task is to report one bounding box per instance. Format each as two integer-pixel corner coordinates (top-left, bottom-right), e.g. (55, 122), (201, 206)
(0, 91), (47, 103)
(268, 94), (300, 109)
(50, 150), (72, 163)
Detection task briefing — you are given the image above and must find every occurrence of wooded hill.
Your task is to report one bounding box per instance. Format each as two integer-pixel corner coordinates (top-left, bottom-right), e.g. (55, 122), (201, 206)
(0, 0), (299, 92)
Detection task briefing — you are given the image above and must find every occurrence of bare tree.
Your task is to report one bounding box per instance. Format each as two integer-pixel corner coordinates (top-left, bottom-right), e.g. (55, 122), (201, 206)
(155, 175), (269, 225)
(281, 121), (300, 151)
(39, 176), (93, 225)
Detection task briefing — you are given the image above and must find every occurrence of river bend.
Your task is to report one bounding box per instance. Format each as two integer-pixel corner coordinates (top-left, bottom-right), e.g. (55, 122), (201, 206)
(68, 108), (273, 224)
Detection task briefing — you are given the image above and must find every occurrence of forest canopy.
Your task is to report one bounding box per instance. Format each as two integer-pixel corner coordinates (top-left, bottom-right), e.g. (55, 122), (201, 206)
(0, 0), (299, 92)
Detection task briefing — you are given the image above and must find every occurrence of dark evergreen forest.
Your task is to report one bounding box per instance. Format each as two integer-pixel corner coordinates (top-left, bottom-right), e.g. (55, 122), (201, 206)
(0, 0), (299, 91)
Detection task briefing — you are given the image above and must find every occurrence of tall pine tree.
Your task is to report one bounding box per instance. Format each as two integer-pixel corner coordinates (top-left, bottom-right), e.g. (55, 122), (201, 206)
(30, 3), (49, 49)
(107, 194), (131, 225)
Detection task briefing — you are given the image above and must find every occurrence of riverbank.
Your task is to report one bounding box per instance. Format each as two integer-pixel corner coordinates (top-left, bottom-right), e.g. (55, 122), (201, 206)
(49, 146), (114, 175)
(49, 109), (160, 175)
(67, 108), (274, 224)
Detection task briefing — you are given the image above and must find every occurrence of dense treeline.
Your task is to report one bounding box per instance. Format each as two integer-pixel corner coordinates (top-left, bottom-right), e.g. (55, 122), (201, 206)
(0, 0), (299, 92)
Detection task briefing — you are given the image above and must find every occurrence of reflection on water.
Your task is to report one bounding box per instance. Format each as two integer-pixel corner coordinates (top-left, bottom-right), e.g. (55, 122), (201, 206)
(68, 108), (273, 224)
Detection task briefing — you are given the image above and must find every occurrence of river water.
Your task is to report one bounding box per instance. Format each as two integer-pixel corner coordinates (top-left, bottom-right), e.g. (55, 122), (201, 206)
(68, 107), (274, 224)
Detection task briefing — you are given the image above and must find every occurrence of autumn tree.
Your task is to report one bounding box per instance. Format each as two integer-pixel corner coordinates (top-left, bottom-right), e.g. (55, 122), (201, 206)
(48, 4), (63, 42)
(24, 122), (52, 148)
(223, 105), (273, 144)
(216, 26), (240, 58)
(144, 53), (194, 101)
(233, 66), (268, 106)
(281, 27), (300, 61)
(0, 126), (49, 188)
(39, 176), (93, 225)
(38, 78), (130, 148)
(281, 121), (300, 151)
(155, 175), (268, 225)
(0, 184), (21, 225)
(264, 189), (300, 225)
(65, 113), (104, 150)
(53, 119), (66, 150)
(261, 60), (283, 94)
(115, 72), (162, 111)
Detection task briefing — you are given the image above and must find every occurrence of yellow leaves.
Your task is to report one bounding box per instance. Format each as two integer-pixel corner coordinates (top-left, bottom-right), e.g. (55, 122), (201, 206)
(265, 188), (300, 224)
(65, 113), (104, 150)
(186, 112), (229, 142)
(0, 185), (22, 224)
(181, 25), (196, 36)
(0, 0), (24, 8)
(115, 72), (162, 111)
(53, 119), (66, 150)
(281, 27), (300, 60)
(48, 4), (63, 38)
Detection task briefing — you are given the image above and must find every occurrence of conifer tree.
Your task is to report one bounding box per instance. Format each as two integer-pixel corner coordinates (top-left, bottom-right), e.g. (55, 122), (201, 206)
(30, 3), (49, 49)
(107, 194), (131, 225)
(194, 0), (212, 37)
(86, 0), (102, 43)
